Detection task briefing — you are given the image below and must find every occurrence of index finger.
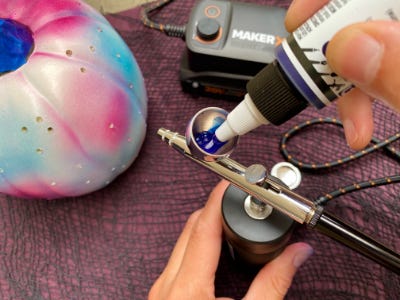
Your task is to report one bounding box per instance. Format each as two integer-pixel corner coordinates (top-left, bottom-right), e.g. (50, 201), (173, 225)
(285, 0), (330, 32)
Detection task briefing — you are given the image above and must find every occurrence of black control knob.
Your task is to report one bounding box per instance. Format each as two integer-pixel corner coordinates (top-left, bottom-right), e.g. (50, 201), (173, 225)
(196, 18), (220, 41)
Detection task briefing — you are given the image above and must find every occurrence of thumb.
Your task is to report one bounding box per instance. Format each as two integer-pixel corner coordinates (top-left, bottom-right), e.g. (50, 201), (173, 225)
(243, 243), (313, 300)
(326, 21), (400, 111)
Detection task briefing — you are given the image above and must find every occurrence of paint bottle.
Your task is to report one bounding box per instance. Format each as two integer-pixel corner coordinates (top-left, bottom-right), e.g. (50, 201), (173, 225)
(214, 0), (400, 142)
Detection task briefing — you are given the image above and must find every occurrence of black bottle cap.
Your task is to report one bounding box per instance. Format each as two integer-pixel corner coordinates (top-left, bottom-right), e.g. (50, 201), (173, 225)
(246, 61), (308, 125)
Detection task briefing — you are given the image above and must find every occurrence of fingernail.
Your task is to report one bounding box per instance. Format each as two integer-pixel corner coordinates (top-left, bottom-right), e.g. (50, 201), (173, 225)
(343, 31), (383, 85)
(342, 119), (358, 147)
(293, 246), (313, 268)
(288, 0), (298, 9)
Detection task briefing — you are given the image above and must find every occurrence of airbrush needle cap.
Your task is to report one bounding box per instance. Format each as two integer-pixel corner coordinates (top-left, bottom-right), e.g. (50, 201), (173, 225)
(270, 162), (301, 190)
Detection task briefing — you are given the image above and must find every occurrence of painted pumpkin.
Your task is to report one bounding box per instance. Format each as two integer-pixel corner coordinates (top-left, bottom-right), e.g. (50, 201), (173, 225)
(0, 0), (147, 199)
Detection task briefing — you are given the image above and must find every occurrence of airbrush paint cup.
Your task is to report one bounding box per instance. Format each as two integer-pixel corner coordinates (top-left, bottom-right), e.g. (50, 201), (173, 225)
(186, 107), (239, 159)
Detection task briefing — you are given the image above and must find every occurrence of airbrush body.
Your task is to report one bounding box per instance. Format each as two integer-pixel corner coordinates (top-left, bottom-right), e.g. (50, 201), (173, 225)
(157, 107), (400, 273)
(159, 127), (319, 225)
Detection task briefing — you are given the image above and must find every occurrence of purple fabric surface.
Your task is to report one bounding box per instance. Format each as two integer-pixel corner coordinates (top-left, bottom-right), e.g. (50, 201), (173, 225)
(0, 0), (399, 299)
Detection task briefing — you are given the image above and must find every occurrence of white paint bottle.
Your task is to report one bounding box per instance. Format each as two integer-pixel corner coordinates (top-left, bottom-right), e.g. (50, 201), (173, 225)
(215, 0), (399, 142)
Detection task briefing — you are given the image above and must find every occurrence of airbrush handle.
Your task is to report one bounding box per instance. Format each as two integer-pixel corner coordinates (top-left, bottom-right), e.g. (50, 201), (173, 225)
(310, 211), (400, 274)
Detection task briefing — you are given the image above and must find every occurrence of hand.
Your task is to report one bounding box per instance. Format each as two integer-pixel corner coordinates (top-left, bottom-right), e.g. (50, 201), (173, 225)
(148, 180), (313, 300)
(285, 0), (400, 150)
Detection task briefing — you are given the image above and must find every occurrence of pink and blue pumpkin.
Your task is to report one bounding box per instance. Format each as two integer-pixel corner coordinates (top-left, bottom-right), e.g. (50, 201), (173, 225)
(0, 0), (147, 199)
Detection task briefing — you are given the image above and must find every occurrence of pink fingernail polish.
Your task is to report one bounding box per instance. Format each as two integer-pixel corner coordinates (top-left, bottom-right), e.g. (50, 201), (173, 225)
(293, 246), (314, 268)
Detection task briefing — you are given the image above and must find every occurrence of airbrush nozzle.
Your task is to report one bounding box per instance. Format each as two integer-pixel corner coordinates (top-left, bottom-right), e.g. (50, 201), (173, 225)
(157, 128), (189, 155)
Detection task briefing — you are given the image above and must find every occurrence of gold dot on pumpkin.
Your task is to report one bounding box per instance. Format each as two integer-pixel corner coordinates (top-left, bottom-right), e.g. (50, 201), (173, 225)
(66, 49), (73, 56)
(36, 148), (44, 154)
(89, 45), (95, 52)
(21, 126), (28, 133)
(47, 127), (53, 133)
(36, 116), (43, 123)
(80, 67), (86, 73)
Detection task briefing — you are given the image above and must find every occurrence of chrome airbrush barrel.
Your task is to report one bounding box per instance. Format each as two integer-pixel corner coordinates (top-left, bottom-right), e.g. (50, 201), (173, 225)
(158, 128), (319, 224)
(157, 106), (319, 226)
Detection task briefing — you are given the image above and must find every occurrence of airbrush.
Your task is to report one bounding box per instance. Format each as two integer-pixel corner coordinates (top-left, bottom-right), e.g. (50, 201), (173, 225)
(157, 107), (400, 274)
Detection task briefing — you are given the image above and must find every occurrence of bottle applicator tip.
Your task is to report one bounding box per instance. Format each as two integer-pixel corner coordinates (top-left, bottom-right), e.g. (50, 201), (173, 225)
(215, 93), (270, 142)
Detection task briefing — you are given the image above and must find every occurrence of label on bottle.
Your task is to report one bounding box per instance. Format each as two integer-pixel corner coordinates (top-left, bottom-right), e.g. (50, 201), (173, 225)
(276, 0), (399, 109)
